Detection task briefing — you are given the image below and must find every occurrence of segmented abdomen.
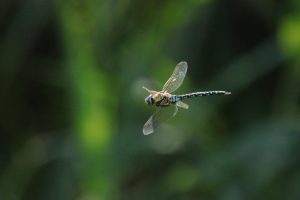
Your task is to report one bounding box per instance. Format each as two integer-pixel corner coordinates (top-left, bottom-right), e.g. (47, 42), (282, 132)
(169, 95), (181, 103)
(177, 91), (229, 101)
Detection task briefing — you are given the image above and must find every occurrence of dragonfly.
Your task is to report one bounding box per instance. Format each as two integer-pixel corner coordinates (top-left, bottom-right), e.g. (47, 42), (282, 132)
(142, 61), (231, 135)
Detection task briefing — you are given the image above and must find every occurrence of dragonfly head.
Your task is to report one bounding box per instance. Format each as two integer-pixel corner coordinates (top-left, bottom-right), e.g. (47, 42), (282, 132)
(145, 95), (154, 105)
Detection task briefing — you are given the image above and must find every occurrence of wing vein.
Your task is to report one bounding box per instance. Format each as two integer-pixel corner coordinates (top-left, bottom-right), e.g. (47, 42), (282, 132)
(162, 61), (188, 93)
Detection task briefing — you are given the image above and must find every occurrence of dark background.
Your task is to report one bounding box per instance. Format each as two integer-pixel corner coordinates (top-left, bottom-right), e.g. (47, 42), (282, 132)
(1, 0), (300, 199)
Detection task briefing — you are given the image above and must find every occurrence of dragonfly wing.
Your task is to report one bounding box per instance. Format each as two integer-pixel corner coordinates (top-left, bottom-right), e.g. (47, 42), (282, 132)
(143, 106), (178, 135)
(176, 101), (189, 109)
(143, 108), (162, 135)
(162, 61), (188, 93)
(172, 106), (178, 117)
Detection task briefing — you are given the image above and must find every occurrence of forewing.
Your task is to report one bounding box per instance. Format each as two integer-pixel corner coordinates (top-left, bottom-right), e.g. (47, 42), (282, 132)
(162, 61), (188, 93)
(143, 108), (162, 135)
(143, 106), (177, 135)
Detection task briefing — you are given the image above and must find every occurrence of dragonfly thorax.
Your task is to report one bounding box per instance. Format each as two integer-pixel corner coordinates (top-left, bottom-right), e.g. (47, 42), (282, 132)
(145, 92), (173, 107)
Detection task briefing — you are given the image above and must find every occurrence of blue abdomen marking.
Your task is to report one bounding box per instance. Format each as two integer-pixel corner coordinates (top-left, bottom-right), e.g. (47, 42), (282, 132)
(178, 91), (229, 100)
(170, 95), (180, 103)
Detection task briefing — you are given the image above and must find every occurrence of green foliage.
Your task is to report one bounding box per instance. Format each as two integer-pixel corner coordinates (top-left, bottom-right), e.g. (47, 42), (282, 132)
(1, 0), (300, 199)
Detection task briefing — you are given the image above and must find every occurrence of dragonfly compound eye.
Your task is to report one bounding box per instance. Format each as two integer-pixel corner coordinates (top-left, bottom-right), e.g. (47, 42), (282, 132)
(145, 95), (153, 105)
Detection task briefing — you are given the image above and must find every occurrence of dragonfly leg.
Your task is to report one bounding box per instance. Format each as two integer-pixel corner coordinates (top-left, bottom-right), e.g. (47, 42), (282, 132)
(142, 86), (156, 95)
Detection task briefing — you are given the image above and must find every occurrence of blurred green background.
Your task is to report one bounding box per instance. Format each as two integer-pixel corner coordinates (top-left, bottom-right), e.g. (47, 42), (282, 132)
(1, 0), (300, 199)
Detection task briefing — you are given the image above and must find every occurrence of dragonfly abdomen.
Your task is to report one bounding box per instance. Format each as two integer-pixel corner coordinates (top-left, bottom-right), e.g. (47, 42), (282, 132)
(178, 91), (230, 100)
(169, 95), (181, 103)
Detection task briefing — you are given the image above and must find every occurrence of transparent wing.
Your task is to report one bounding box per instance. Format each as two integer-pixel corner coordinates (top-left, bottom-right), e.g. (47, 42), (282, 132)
(162, 61), (188, 93)
(176, 101), (189, 109)
(143, 108), (162, 135)
(143, 106), (178, 135)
